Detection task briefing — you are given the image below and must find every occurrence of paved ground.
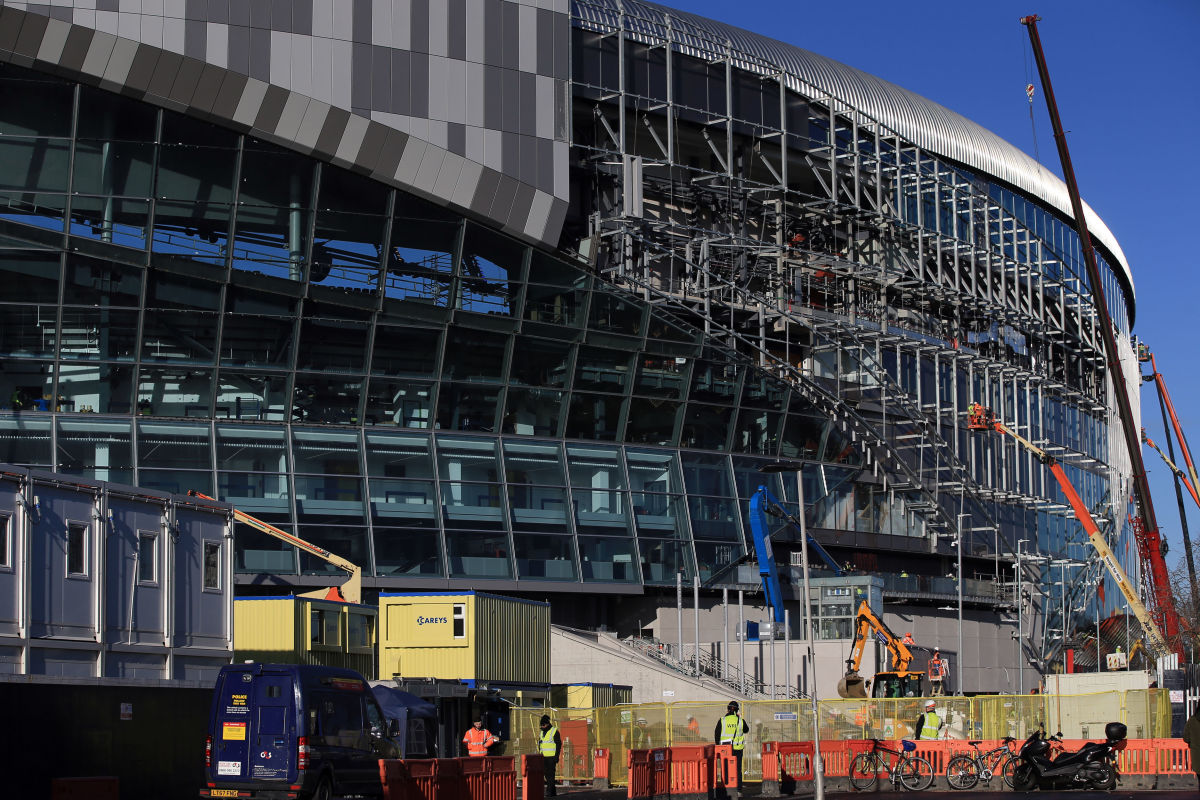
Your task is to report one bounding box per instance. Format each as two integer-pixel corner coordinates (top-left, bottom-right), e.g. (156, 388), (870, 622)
(546, 785), (1200, 798)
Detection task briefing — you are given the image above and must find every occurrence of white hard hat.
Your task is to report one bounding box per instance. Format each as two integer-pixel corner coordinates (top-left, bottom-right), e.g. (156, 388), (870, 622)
(925, 700), (936, 709)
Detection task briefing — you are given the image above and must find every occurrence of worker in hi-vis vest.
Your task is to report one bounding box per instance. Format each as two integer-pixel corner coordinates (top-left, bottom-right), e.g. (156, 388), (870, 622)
(462, 718), (496, 756)
(538, 714), (561, 797)
(714, 700), (749, 783)
(915, 700), (943, 739)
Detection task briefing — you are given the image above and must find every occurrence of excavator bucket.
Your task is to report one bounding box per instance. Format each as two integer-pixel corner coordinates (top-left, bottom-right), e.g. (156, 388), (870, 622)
(837, 670), (869, 699)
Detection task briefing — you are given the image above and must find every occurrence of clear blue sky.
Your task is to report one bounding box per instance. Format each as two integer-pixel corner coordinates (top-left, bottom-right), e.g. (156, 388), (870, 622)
(672, 1), (1200, 568)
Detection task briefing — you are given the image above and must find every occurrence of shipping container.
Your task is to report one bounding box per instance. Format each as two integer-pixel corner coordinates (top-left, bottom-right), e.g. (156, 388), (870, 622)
(551, 683), (633, 708)
(234, 595), (377, 678)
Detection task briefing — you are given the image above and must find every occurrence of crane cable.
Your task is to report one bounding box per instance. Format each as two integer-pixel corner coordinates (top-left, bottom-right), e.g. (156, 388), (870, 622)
(1022, 31), (1042, 164)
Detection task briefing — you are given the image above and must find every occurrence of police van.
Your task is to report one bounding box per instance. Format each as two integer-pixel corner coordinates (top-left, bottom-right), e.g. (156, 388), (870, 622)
(200, 663), (399, 800)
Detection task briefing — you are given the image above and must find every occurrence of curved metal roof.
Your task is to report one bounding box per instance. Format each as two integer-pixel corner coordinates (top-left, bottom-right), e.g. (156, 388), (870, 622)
(573, 0), (1134, 306)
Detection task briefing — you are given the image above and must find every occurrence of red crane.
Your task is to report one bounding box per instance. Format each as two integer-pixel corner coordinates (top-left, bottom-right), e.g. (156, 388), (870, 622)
(1021, 16), (1182, 659)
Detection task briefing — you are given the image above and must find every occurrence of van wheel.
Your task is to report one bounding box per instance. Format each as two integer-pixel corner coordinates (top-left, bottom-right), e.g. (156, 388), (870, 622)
(311, 776), (333, 800)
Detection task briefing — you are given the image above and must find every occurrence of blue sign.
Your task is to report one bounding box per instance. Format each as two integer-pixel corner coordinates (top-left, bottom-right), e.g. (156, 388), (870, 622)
(774, 712), (798, 721)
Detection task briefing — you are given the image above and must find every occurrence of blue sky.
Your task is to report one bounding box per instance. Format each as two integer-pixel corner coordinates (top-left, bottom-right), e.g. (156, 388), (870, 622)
(673, 1), (1200, 569)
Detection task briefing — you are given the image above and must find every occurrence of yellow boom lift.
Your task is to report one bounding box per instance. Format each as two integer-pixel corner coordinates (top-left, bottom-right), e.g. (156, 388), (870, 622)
(966, 406), (1169, 658)
(188, 490), (362, 604)
(838, 599), (925, 699)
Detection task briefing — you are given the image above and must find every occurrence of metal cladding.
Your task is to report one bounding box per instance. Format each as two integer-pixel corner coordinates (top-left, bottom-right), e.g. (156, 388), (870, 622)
(573, 0), (1133, 302)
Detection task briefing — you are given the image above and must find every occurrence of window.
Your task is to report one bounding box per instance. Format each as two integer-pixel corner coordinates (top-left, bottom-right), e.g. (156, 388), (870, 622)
(311, 607), (341, 647)
(453, 603), (466, 639)
(203, 541), (221, 589)
(67, 522), (88, 576)
(0, 513), (9, 568)
(348, 613), (374, 649)
(137, 531), (156, 583)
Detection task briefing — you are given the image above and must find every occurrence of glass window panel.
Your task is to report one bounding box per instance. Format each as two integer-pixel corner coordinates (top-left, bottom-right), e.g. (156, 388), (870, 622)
(680, 403), (733, 451)
(689, 358), (740, 403)
(501, 388), (564, 437)
(57, 418), (133, 483)
(508, 485), (570, 532)
(157, 145), (237, 203)
(161, 107), (239, 148)
(634, 355), (687, 399)
(740, 374), (788, 411)
(508, 336), (572, 387)
(459, 224), (522, 316)
(141, 310), (220, 364)
(370, 325), (441, 376)
(310, 212), (385, 291)
(446, 530), (511, 578)
(574, 346), (631, 392)
(373, 528), (443, 576)
(633, 493), (687, 538)
(0, 190), (68, 231)
(218, 473), (290, 514)
(436, 436), (499, 481)
(61, 255), (142, 307)
(76, 84), (157, 141)
(151, 200), (232, 266)
(436, 383), (500, 433)
(216, 425), (288, 472)
(441, 329), (506, 382)
(365, 378), (433, 428)
(779, 412), (824, 460)
(627, 449), (681, 494)
(135, 366), (213, 418)
(295, 524), (370, 576)
(440, 481), (505, 530)
(52, 362), (134, 415)
(292, 428), (361, 475)
(638, 537), (693, 584)
(230, 203), (309, 281)
(523, 282), (586, 327)
(565, 392), (623, 441)
(291, 374), (364, 425)
(235, 523), (297, 573)
(566, 444), (626, 489)
(369, 478), (438, 526)
(734, 408), (782, 456)
(239, 142), (315, 208)
(385, 216), (457, 304)
(0, 71), (75, 137)
(0, 137), (70, 191)
(0, 250), (59, 304)
(694, 540), (745, 584)
(625, 397), (680, 446)
(528, 251), (587, 288)
(67, 196), (149, 250)
(138, 467), (211, 496)
(146, 269), (222, 312)
(364, 430), (434, 478)
(578, 536), (639, 582)
(297, 317), (369, 373)
(502, 440), (564, 484)
(295, 476), (366, 524)
(588, 292), (643, 336)
(71, 140), (155, 197)
(687, 496), (740, 540)
(681, 453), (734, 496)
(220, 287), (298, 368)
(137, 420), (211, 469)
(0, 303), (56, 359)
(215, 370), (288, 422)
(0, 415), (52, 468)
(514, 533), (577, 581)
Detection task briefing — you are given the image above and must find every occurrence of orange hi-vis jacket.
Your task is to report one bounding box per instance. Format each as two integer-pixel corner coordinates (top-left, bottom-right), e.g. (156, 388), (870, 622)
(463, 726), (496, 756)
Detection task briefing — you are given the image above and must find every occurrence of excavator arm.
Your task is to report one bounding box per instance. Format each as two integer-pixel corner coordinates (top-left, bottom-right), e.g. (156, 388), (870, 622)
(966, 408), (1170, 659)
(188, 490), (362, 604)
(837, 599), (916, 698)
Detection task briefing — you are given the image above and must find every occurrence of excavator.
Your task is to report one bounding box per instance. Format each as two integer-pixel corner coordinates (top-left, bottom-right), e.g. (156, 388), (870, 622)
(188, 490), (363, 604)
(966, 406), (1170, 659)
(837, 599), (925, 699)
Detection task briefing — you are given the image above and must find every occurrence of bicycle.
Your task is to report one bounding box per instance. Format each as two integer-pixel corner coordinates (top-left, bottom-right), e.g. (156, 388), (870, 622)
(945, 736), (1018, 789)
(848, 738), (934, 791)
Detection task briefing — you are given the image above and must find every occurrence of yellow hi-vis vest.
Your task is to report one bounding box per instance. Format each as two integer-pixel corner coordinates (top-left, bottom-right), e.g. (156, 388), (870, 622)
(920, 711), (941, 740)
(719, 714), (746, 751)
(540, 726), (559, 757)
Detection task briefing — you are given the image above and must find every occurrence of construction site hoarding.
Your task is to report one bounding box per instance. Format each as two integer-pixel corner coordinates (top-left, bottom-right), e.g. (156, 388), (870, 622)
(380, 591), (549, 684)
(234, 595), (377, 678)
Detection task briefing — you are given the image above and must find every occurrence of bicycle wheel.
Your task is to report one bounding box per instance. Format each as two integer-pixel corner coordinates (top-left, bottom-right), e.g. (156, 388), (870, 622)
(997, 754), (1017, 788)
(848, 753), (880, 791)
(945, 754), (980, 790)
(898, 755), (934, 791)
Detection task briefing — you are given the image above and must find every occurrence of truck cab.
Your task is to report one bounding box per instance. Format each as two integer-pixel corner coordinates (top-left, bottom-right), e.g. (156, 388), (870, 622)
(201, 663), (398, 800)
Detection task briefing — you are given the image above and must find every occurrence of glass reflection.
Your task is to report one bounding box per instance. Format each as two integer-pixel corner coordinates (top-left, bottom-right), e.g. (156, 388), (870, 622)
(446, 530), (512, 578)
(578, 536), (638, 582)
(514, 533), (577, 580)
(374, 528), (443, 576)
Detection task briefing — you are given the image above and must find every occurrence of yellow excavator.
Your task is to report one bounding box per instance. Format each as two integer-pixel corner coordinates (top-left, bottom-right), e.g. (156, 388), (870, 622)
(188, 490), (362, 604)
(837, 599), (926, 698)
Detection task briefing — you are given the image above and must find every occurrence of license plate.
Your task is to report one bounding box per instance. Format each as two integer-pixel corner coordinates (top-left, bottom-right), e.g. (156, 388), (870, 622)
(210, 791), (240, 798)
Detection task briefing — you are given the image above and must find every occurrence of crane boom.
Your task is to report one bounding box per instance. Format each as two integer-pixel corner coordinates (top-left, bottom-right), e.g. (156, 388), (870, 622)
(967, 409), (1170, 658)
(188, 490), (362, 604)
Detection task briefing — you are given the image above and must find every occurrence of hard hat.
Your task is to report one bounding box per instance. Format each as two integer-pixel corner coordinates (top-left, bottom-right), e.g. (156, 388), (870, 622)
(925, 700), (936, 709)
(637, 717), (648, 724)
(727, 701), (739, 711)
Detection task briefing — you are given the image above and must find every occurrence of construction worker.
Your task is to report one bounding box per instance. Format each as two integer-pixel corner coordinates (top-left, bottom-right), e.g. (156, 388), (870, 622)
(538, 714), (561, 797)
(462, 718), (496, 756)
(914, 700), (943, 740)
(632, 717), (651, 749)
(901, 631), (915, 646)
(928, 649), (946, 696)
(715, 701), (749, 784)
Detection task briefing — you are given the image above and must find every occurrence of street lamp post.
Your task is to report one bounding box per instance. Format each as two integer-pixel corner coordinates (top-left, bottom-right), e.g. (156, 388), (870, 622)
(760, 463), (824, 800)
(956, 514), (967, 695)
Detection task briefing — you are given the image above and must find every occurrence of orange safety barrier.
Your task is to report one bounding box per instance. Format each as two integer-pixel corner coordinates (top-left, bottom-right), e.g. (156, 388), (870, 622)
(51, 777), (119, 800)
(437, 757), (464, 800)
(522, 754), (545, 800)
(650, 748), (671, 796)
(1151, 737), (1193, 775)
(379, 759), (410, 800)
(487, 756), (518, 800)
(713, 743), (738, 789)
(666, 744), (713, 798)
(627, 749), (653, 799)
(462, 756), (488, 800)
(593, 747), (611, 788)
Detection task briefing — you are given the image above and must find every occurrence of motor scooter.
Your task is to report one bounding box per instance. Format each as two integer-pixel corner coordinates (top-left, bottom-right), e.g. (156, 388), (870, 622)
(1011, 722), (1127, 791)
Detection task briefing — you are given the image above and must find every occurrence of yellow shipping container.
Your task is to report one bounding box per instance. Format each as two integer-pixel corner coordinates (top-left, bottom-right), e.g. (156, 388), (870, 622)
(379, 592), (549, 684)
(234, 596), (378, 678)
(551, 683), (634, 708)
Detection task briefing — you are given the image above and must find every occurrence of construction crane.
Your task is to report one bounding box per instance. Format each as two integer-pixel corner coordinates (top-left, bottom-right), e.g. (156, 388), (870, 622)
(1021, 15), (1182, 659)
(967, 407), (1170, 659)
(747, 485), (842, 626)
(837, 599), (924, 699)
(188, 490), (363, 604)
